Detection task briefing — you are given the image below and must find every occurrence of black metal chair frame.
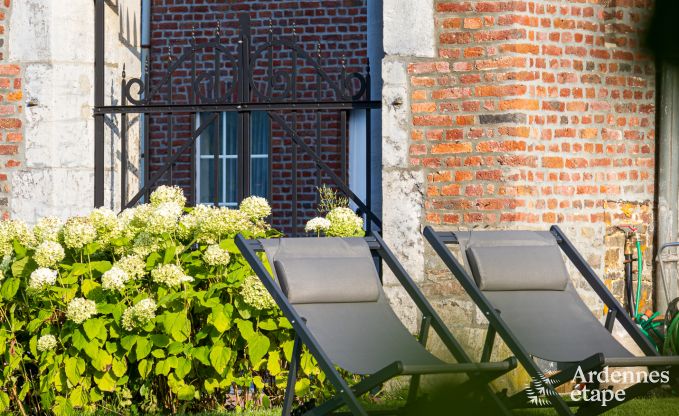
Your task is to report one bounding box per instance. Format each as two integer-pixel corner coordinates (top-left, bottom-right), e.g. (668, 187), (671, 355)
(235, 233), (516, 416)
(424, 224), (677, 416)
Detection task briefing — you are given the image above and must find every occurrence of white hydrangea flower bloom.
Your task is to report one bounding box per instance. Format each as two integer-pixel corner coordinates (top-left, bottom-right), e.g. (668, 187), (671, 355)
(0, 219), (35, 256)
(33, 240), (65, 268)
(146, 202), (183, 235)
(66, 298), (97, 324)
(241, 275), (277, 310)
(131, 232), (161, 257)
(325, 207), (365, 237)
(115, 255), (146, 279)
(151, 263), (194, 287)
(0, 270), (4, 281)
(28, 267), (58, 291)
(305, 217), (331, 234)
(33, 216), (63, 243)
(101, 266), (129, 291)
(90, 207), (118, 233)
(61, 217), (97, 249)
(0, 255), (12, 272)
(150, 185), (186, 208)
(239, 196), (272, 220)
(203, 244), (231, 266)
(37, 334), (58, 352)
(121, 298), (157, 331)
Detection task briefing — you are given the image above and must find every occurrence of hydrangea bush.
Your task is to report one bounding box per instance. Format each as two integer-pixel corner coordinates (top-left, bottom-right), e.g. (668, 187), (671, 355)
(0, 186), (331, 415)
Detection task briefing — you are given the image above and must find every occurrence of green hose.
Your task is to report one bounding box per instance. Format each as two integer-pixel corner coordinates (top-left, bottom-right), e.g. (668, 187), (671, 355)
(635, 240), (642, 316)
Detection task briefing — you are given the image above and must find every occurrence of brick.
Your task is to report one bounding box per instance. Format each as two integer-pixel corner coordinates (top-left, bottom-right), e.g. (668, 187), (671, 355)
(542, 157), (564, 169)
(0, 118), (21, 128)
(0, 145), (17, 155)
(413, 115), (453, 127)
(431, 143), (472, 154)
(499, 99), (539, 110)
(0, 64), (19, 76)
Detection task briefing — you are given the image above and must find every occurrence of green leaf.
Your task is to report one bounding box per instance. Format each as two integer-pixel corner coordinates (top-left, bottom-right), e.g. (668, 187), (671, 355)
(81, 279), (101, 298)
(248, 334), (270, 366)
(236, 319), (255, 341)
(89, 261), (112, 274)
(135, 337), (152, 360)
(83, 318), (107, 341)
(209, 345), (231, 374)
(208, 306), (232, 333)
(112, 357), (127, 378)
(120, 335), (136, 351)
(138, 359), (152, 378)
(192, 346), (210, 366)
(204, 378), (219, 394)
(253, 375), (265, 389)
(92, 350), (113, 373)
(282, 340), (294, 362)
(155, 357), (178, 376)
(163, 245), (177, 264)
(151, 349), (165, 359)
(71, 328), (88, 351)
(163, 312), (191, 342)
(0, 278), (20, 300)
(266, 350), (281, 376)
(93, 371), (117, 392)
(150, 334), (171, 347)
(69, 385), (87, 408)
(11, 256), (32, 279)
(258, 318), (278, 331)
(175, 357), (192, 379)
(64, 357), (86, 386)
(294, 378), (311, 396)
(219, 239), (238, 253)
(176, 384), (196, 401)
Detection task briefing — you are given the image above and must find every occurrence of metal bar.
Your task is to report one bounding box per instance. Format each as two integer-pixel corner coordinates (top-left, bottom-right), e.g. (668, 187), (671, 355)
(365, 62), (372, 232)
(373, 232), (512, 416)
(94, 0), (105, 207)
(144, 113), (151, 202)
(281, 335), (302, 416)
(126, 113), (218, 209)
(267, 112), (382, 228)
(407, 315), (431, 405)
(422, 227), (572, 416)
(340, 110), (347, 183)
(234, 234), (368, 416)
(550, 225), (658, 356)
(292, 112), (298, 234)
(121, 69), (128, 208)
(213, 113), (220, 207)
(604, 308), (617, 332)
(481, 325), (497, 363)
(93, 100), (381, 114)
(190, 113), (196, 205)
(168, 67), (174, 184)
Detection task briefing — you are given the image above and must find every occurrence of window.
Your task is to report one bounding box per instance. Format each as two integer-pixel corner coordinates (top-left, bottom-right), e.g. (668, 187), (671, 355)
(196, 112), (270, 206)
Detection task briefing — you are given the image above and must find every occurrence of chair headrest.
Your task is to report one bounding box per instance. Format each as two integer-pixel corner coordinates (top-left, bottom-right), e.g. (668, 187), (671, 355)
(273, 256), (381, 304)
(466, 245), (569, 291)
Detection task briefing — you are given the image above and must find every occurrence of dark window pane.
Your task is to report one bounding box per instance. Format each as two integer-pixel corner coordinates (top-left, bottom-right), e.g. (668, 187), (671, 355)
(225, 158), (237, 205)
(251, 112), (270, 155)
(251, 157), (269, 198)
(199, 158), (215, 204)
(224, 112), (238, 155)
(199, 113), (217, 155)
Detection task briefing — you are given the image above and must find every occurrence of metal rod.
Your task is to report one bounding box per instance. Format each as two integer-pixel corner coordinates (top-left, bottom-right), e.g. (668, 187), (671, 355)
(407, 315), (431, 404)
(94, 0), (105, 207)
(213, 113), (221, 207)
(190, 113), (196, 205)
(94, 100), (381, 114)
(340, 110), (347, 183)
(281, 335), (301, 415)
(292, 112), (298, 234)
(121, 67), (128, 209)
(365, 61), (372, 232)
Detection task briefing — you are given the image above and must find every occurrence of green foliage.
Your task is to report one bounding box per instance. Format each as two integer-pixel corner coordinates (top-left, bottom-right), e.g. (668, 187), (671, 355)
(0, 187), (331, 415)
(316, 184), (349, 216)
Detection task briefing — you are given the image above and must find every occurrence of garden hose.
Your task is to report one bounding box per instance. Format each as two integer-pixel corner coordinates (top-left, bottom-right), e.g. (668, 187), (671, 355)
(635, 240), (643, 316)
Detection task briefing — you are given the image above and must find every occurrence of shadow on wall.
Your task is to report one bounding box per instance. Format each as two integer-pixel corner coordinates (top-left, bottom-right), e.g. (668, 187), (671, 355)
(645, 1), (679, 66)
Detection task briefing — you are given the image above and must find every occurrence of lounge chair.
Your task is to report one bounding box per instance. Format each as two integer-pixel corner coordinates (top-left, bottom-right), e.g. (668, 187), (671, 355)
(423, 225), (679, 416)
(235, 233), (517, 415)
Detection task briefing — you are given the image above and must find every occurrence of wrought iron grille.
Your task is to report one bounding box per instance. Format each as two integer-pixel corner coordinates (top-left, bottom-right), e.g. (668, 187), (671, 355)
(93, 9), (381, 235)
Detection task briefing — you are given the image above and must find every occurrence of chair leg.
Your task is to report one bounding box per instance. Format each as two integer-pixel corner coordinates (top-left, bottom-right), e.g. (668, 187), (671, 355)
(282, 335), (302, 416)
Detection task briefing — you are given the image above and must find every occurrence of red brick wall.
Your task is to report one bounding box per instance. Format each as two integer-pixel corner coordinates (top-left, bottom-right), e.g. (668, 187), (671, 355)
(411, 1), (656, 308)
(149, 0), (367, 232)
(0, 0), (23, 220)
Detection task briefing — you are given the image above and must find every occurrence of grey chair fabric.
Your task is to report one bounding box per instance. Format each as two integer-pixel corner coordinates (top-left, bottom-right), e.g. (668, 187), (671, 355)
(273, 257), (380, 304)
(260, 237), (447, 374)
(457, 230), (634, 363)
(466, 245), (569, 291)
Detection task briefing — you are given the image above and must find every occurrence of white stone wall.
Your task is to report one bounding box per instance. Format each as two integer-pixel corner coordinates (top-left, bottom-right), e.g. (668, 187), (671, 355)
(381, 0), (435, 331)
(8, 0), (140, 222)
